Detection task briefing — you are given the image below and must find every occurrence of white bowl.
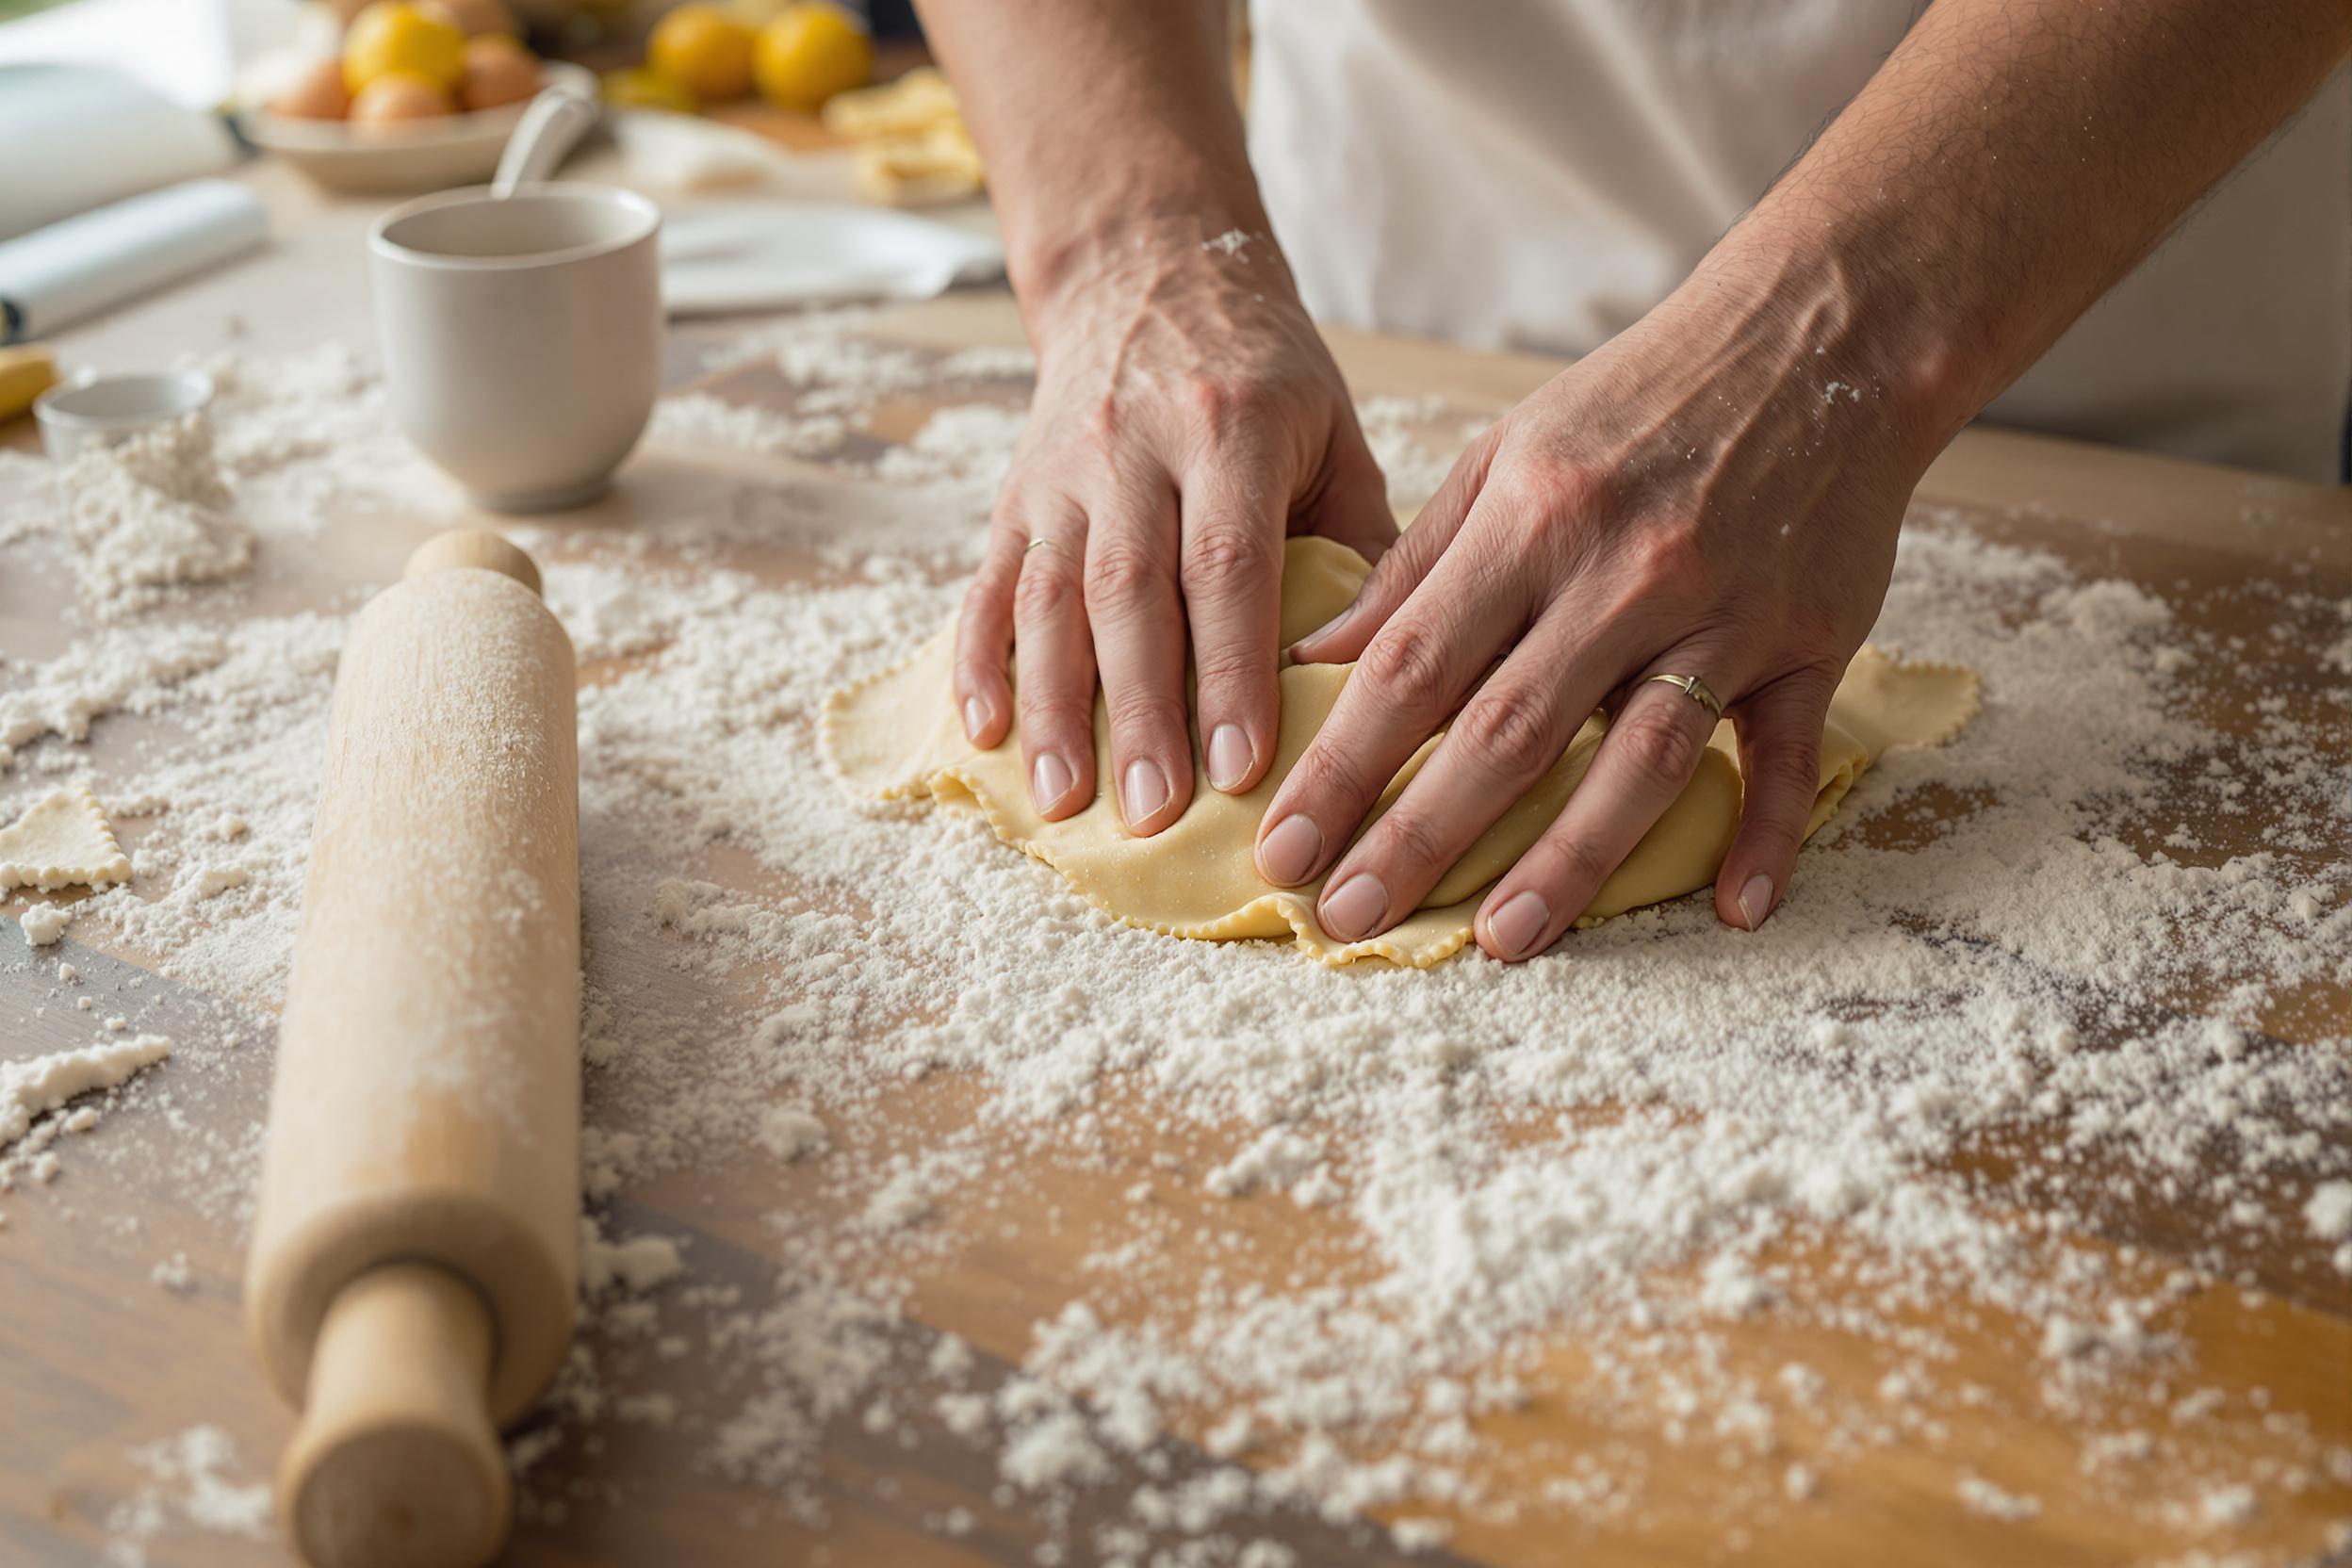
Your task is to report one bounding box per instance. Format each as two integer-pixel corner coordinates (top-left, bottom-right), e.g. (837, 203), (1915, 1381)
(237, 60), (598, 195)
(33, 371), (215, 464)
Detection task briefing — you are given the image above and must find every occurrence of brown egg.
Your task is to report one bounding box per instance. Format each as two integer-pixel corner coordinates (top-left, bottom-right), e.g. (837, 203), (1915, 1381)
(417, 0), (520, 38)
(349, 72), (456, 127)
(270, 56), (352, 121)
(457, 34), (542, 112)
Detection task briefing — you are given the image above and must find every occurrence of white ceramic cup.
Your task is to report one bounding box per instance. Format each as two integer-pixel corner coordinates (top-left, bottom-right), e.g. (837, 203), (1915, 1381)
(369, 183), (662, 513)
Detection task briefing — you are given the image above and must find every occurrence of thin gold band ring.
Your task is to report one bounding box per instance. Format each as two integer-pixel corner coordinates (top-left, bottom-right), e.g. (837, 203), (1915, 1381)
(1644, 672), (1723, 721)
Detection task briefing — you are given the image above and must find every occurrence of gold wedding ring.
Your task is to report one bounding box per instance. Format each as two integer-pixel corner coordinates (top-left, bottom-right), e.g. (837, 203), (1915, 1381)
(1644, 672), (1723, 721)
(1024, 537), (1060, 555)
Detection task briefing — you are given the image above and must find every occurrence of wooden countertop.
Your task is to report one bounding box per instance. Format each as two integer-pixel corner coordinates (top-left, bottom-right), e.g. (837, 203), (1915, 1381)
(2, 159), (2347, 1568)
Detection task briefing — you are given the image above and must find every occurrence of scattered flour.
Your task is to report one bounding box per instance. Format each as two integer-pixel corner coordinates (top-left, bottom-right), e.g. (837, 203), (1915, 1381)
(20, 904), (71, 946)
(4, 311), (2344, 1563)
(1, 1035), (171, 1149)
(102, 1425), (270, 1568)
(1956, 1474), (2042, 1523)
(51, 415), (252, 617)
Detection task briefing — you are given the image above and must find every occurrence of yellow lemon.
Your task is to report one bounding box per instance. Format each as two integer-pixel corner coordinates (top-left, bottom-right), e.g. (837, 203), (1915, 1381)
(600, 67), (699, 114)
(342, 2), (466, 96)
(753, 3), (872, 114)
(647, 4), (756, 104)
(726, 0), (792, 24)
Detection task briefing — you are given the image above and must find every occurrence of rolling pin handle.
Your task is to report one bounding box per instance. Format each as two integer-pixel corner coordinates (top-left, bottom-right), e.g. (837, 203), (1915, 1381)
(402, 530), (543, 596)
(277, 1263), (510, 1568)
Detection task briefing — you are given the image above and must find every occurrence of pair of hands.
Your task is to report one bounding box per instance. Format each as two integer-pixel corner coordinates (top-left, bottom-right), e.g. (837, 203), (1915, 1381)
(953, 236), (1922, 960)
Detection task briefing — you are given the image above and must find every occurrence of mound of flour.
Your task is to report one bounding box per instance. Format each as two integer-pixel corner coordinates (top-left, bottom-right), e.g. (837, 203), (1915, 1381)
(3, 312), (2345, 1565)
(44, 415), (251, 618)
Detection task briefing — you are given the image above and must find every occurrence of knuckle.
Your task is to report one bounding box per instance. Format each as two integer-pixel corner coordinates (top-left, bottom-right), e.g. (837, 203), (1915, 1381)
(1184, 373), (1277, 433)
(1373, 808), (1452, 874)
(1357, 628), (1450, 710)
(1623, 527), (1710, 604)
(1102, 686), (1185, 739)
(1531, 831), (1614, 897)
(1021, 710), (1091, 752)
(1508, 455), (1611, 527)
(1021, 690), (1093, 738)
(961, 572), (1004, 621)
(1013, 558), (1081, 621)
(1085, 541), (1167, 611)
(1288, 743), (1370, 816)
(1612, 701), (1704, 790)
(1184, 524), (1281, 594)
(1192, 647), (1269, 703)
(1451, 691), (1560, 779)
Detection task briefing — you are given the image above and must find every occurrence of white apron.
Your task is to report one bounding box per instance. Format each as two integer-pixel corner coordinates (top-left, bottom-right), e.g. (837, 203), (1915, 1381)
(1249, 0), (2352, 482)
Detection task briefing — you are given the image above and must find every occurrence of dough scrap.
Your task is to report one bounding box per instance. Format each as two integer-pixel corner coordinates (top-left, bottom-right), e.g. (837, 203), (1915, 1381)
(0, 787), (134, 893)
(823, 538), (1979, 967)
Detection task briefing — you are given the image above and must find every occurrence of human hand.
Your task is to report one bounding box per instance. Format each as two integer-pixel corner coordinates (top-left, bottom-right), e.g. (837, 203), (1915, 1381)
(1254, 255), (1937, 959)
(955, 226), (1396, 835)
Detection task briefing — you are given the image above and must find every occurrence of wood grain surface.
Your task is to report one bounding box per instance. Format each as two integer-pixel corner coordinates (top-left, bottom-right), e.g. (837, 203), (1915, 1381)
(2, 162), (2348, 1568)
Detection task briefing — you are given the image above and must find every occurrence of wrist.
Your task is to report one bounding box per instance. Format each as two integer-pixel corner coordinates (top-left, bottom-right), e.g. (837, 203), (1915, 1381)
(1692, 204), (1991, 472)
(1010, 204), (1300, 348)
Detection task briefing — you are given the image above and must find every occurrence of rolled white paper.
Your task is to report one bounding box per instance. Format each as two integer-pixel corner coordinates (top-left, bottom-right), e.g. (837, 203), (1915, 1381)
(0, 180), (269, 344)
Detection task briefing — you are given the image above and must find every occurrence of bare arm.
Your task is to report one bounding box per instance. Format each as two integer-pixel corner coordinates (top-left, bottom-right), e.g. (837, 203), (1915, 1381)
(916, 0), (2349, 959)
(1758, 0), (2352, 449)
(1267, 0), (2351, 958)
(915, 0), (1260, 312)
(913, 0), (1391, 833)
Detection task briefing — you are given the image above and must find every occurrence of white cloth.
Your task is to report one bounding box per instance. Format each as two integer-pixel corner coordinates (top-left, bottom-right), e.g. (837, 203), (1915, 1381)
(1248, 0), (2351, 482)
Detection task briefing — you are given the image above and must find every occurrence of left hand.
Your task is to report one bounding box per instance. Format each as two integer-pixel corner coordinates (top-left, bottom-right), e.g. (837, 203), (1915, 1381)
(1252, 254), (1936, 959)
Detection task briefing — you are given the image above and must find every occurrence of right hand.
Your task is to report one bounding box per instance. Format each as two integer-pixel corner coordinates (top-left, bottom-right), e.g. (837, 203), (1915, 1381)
(954, 226), (1396, 835)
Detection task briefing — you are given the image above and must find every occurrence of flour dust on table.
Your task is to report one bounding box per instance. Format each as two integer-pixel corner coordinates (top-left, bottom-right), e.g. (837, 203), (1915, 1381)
(0, 308), (2346, 1565)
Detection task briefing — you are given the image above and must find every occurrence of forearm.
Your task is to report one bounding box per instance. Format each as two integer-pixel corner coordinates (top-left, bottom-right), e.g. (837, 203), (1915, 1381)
(910, 0), (1287, 333)
(1708, 0), (2351, 462)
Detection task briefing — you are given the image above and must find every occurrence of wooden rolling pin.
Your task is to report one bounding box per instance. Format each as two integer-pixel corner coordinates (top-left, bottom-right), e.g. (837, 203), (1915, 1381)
(245, 530), (580, 1568)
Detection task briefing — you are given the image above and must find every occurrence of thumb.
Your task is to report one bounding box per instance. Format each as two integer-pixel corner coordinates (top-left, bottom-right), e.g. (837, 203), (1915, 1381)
(1298, 433), (1399, 565)
(1289, 424), (1498, 664)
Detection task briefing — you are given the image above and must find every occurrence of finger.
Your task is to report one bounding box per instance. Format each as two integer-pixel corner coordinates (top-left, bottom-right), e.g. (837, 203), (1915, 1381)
(1474, 661), (1731, 962)
(1181, 460), (1284, 795)
(1298, 433), (1399, 565)
(1711, 666), (1837, 932)
(1288, 425), (1500, 665)
(953, 516), (1025, 747)
(1254, 525), (1528, 889)
(1085, 481), (1193, 836)
(1310, 606), (1629, 942)
(1011, 509), (1098, 821)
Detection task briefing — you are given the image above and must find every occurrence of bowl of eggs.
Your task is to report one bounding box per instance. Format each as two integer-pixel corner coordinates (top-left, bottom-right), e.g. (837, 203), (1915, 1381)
(240, 0), (596, 193)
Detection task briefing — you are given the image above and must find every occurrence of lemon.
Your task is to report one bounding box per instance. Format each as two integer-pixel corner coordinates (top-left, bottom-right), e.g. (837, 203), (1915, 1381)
(753, 3), (872, 114)
(601, 67), (699, 114)
(342, 2), (466, 96)
(647, 4), (756, 104)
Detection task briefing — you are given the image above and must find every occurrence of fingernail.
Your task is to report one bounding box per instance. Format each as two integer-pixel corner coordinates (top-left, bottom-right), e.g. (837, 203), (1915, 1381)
(1258, 814), (1323, 885)
(1207, 724), (1254, 792)
(1032, 752), (1075, 813)
(1488, 890), (1551, 959)
(962, 696), (990, 743)
(1121, 758), (1169, 826)
(1738, 873), (1776, 932)
(1292, 602), (1354, 655)
(1320, 873), (1387, 941)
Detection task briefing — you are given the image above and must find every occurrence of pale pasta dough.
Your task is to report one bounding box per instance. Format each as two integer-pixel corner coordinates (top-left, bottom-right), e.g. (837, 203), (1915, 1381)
(824, 538), (1979, 967)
